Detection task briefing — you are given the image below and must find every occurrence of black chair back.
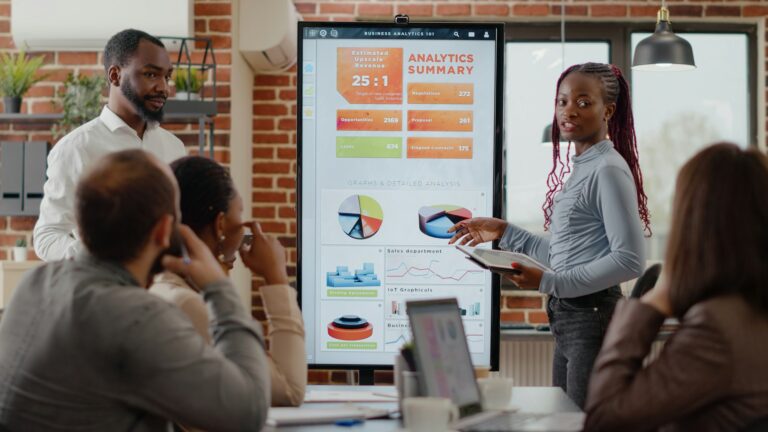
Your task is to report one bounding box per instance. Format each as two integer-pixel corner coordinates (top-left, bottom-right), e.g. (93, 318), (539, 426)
(630, 263), (662, 298)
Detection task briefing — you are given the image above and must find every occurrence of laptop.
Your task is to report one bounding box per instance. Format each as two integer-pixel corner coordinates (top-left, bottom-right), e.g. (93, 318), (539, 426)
(406, 298), (585, 432)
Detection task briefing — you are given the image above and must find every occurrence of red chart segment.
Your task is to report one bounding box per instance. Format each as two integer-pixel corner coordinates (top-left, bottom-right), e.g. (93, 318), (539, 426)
(338, 195), (384, 239)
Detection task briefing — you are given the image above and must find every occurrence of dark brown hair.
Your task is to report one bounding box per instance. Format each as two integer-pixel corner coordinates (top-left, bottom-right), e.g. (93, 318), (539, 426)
(76, 149), (176, 262)
(170, 156), (236, 234)
(545, 62), (651, 235)
(666, 142), (768, 317)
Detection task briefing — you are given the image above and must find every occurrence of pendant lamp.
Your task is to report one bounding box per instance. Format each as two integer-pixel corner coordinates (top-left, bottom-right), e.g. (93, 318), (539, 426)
(632, 3), (695, 71)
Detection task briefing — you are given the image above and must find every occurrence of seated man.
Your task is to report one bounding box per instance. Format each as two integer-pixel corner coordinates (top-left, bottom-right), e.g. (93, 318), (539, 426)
(0, 150), (270, 431)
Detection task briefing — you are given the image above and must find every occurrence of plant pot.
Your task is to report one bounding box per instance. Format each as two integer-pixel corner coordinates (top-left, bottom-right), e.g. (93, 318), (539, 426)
(12, 247), (27, 262)
(3, 96), (21, 113)
(174, 91), (201, 101)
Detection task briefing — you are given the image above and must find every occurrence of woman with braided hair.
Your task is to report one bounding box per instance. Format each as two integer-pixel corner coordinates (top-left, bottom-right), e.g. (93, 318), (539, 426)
(449, 62), (649, 407)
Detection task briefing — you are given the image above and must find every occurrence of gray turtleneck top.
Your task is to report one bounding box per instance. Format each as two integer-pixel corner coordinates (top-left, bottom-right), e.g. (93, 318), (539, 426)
(500, 140), (646, 298)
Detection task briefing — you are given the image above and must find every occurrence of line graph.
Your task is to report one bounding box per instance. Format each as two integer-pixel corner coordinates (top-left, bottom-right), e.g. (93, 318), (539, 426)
(385, 247), (485, 285)
(384, 328), (411, 352)
(386, 260), (483, 282)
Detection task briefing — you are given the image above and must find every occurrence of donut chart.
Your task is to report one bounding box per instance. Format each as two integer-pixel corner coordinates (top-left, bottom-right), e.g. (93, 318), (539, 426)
(328, 315), (374, 341)
(418, 204), (472, 239)
(338, 195), (384, 239)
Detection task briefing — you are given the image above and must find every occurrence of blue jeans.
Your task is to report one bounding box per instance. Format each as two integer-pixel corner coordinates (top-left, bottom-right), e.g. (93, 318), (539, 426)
(546, 287), (623, 408)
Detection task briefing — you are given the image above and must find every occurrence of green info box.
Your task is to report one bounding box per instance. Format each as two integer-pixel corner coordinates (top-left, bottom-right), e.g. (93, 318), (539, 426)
(327, 342), (378, 350)
(336, 137), (402, 158)
(327, 289), (378, 298)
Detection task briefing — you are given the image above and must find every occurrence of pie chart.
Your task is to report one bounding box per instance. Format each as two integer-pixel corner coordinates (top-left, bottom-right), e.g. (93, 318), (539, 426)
(338, 194), (384, 239)
(418, 204), (472, 239)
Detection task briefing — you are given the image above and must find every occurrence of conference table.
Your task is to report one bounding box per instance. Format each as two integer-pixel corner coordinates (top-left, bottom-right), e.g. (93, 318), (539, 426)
(265, 384), (582, 431)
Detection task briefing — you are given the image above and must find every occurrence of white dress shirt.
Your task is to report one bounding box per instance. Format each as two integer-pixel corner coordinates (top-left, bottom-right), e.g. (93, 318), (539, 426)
(33, 106), (187, 261)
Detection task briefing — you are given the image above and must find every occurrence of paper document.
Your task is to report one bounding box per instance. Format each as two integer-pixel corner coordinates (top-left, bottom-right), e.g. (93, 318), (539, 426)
(517, 413), (585, 431)
(267, 406), (391, 426)
(456, 245), (552, 273)
(304, 390), (398, 403)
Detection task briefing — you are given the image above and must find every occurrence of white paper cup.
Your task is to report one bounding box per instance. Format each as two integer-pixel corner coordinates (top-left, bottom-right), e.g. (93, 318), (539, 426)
(403, 397), (458, 431)
(477, 377), (515, 411)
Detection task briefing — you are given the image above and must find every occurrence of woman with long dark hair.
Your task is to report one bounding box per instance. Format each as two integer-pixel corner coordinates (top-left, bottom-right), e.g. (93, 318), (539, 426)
(584, 143), (768, 431)
(450, 62), (648, 407)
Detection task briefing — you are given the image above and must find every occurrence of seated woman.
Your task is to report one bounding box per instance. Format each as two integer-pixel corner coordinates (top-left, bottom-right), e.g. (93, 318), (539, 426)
(584, 142), (768, 431)
(150, 156), (306, 407)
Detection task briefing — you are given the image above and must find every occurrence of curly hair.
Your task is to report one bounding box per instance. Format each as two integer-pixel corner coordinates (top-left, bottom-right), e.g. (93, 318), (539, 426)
(170, 156), (237, 234)
(103, 29), (165, 72)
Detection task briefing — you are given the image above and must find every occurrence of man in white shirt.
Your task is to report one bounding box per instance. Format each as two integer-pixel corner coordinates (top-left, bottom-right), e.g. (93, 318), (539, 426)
(34, 29), (186, 261)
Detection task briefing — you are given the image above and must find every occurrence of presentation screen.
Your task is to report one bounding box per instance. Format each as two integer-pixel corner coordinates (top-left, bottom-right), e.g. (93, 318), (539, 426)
(298, 22), (504, 368)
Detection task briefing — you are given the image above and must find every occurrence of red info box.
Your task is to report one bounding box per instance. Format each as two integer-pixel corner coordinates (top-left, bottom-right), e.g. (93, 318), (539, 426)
(337, 110), (403, 131)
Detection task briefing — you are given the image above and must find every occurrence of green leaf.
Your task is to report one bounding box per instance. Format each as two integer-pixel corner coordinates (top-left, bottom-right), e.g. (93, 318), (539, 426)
(174, 67), (204, 93)
(0, 51), (47, 97)
(52, 73), (106, 139)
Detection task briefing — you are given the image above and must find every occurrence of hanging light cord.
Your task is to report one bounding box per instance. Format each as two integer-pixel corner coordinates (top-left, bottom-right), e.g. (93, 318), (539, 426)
(560, 0), (565, 71)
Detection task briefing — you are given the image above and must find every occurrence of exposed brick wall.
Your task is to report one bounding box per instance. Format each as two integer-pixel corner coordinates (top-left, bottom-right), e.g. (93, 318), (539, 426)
(0, 0), (232, 260)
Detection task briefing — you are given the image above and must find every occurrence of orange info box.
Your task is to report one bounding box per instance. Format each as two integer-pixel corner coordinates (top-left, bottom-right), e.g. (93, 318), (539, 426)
(408, 110), (473, 132)
(408, 83), (474, 105)
(337, 47), (403, 104)
(337, 110), (402, 131)
(407, 137), (473, 159)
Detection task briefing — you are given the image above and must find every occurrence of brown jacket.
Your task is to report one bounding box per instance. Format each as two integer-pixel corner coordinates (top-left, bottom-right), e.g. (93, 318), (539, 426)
(585, 296), (768, 432)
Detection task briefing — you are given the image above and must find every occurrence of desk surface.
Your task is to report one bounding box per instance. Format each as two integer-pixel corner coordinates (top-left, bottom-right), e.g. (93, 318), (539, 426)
(266, 385), (580, 431)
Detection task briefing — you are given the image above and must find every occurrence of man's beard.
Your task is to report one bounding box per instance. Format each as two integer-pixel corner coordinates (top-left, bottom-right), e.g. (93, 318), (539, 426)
(121, 77), (165, 122)
(148, 227), (184, 284)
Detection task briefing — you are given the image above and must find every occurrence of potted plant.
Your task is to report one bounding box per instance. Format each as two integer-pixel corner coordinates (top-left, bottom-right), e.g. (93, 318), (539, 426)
(12, 238), (27, 262)
(0, 51), (47, 113)
(173, 67), (203, 101)
(52, 73), (105, 138)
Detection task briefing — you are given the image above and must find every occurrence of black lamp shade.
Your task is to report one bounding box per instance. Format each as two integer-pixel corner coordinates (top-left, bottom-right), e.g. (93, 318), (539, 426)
(633, 20), (696, 71)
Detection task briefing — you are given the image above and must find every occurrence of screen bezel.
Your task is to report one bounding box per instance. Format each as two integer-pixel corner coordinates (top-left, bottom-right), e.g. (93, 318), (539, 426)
(297, 20), (505, 371)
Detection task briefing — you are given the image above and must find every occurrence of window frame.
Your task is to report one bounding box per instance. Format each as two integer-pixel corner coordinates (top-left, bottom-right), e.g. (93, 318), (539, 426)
(504, 22), (758, 146)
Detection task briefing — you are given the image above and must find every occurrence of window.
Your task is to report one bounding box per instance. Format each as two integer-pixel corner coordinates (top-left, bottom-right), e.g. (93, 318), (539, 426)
(505, 42), (609, 234)
(504, 24), (756, 262)
(631, 32), (750, 258)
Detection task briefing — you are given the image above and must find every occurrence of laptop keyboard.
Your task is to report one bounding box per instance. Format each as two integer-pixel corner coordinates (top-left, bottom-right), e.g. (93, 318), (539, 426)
(461, 413), (548, 431)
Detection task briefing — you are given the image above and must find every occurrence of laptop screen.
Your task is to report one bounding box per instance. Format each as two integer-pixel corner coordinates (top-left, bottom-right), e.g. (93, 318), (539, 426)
(407, 298), (483, 417)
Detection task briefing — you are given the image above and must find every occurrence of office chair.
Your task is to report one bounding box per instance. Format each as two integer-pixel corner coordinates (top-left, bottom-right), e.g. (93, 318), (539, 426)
(630, 263), (662, 298)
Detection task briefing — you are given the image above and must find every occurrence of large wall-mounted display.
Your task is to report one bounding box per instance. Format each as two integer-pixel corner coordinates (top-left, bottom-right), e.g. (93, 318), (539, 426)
(298, 22), (504, 369)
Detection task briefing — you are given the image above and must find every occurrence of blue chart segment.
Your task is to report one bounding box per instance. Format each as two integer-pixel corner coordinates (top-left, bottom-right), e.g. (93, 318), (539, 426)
(385, 248), (484, 285)
(338, 194), (384, 239)
(327, 263), (381, 287)
(418, 204), (472, 239)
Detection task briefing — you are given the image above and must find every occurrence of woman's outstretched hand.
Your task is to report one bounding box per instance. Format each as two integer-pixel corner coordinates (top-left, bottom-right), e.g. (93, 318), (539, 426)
(239, 221), (289, 286)
(448, 217), (508, 246)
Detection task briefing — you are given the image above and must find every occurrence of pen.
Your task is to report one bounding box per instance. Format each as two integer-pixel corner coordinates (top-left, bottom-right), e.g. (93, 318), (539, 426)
(334, 419), (364, 427)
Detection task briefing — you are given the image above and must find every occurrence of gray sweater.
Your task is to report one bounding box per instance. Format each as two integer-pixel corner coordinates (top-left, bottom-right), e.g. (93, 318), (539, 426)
(0, 253), (270, 431)
(500, 140), (646, 298)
